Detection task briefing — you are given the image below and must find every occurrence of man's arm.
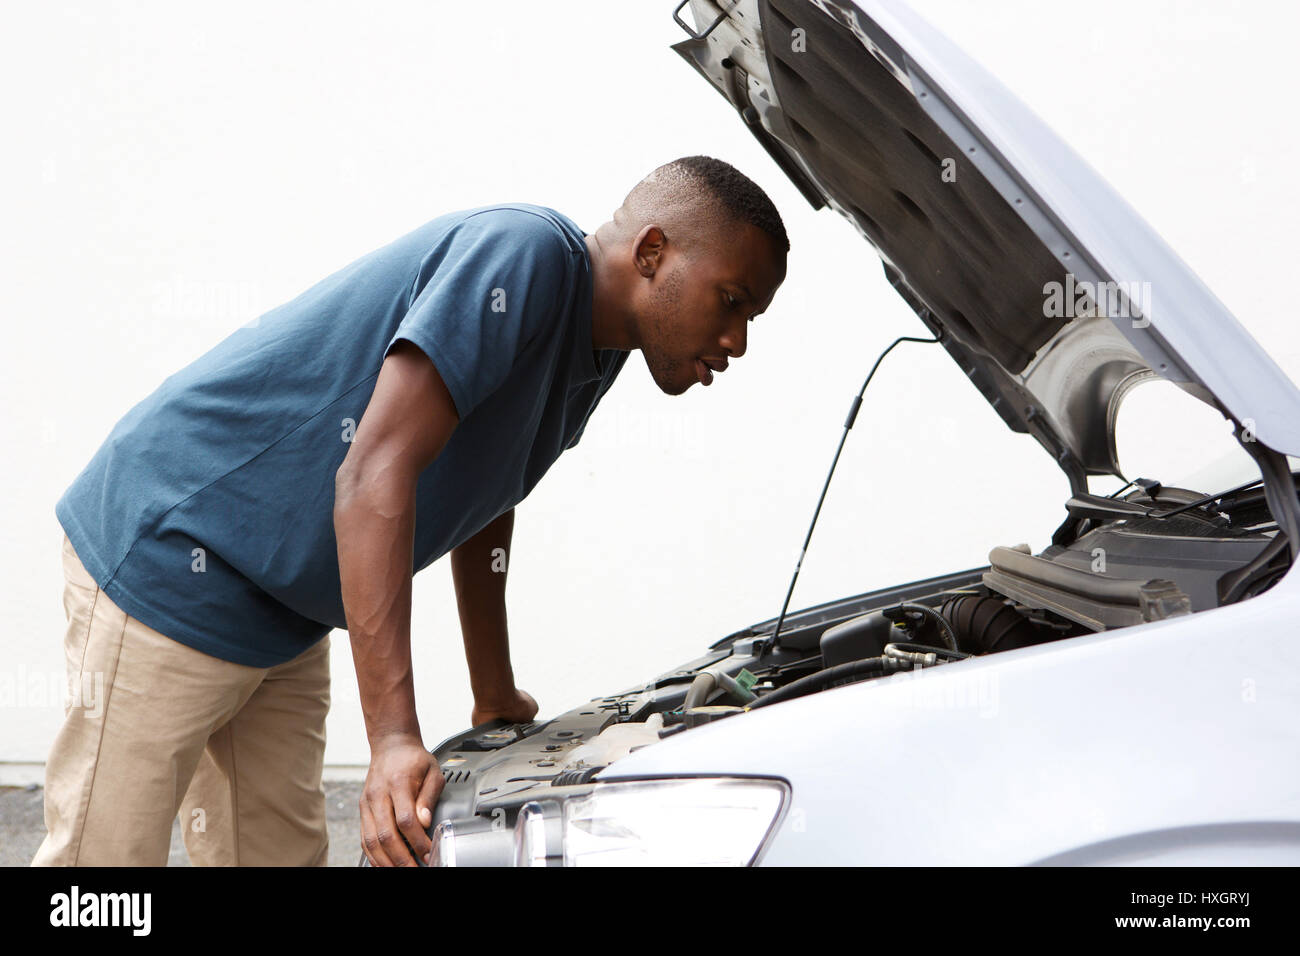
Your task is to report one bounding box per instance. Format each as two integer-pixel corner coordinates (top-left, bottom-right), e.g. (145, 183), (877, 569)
(334, 339), (458, 868)
(449, 507), (540, 726)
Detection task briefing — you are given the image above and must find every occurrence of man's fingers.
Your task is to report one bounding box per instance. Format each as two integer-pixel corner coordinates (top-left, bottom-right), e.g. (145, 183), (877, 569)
(416, 762), (445, 833)
(359, 799), (396, 868)
(520, 689), (539, 720)
(361, 740), (443, 867)
(374, 792), (419, 867)
(391, 783), (432, 862)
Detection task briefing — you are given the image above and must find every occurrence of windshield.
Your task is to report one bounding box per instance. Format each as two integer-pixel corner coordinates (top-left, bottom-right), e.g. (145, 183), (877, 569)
(1109, 378), (1300, 495)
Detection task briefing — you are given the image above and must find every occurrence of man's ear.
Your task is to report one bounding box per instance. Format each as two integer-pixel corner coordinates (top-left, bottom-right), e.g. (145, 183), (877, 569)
(632, 224), (667, 278)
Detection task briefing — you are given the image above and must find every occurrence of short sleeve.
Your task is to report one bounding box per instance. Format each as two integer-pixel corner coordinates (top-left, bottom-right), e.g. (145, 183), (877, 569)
(385, 209), (572, 420)
(565, 421), (586, 450)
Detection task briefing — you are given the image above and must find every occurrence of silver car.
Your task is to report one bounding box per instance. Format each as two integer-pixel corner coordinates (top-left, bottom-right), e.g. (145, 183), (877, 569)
(399, 0), (1300, 866)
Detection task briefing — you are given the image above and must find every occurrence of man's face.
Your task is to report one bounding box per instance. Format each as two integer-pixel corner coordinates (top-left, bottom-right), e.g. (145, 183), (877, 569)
(636, 222), (786, 396)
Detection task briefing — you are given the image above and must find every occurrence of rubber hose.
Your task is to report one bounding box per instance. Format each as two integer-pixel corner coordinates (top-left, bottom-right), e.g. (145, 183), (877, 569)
(940, 594), (1046, 654)
(747, 656), (908, 710)
(894, 602), (960, 652)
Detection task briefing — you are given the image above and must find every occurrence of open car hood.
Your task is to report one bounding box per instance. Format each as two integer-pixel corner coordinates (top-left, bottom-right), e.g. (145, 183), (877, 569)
(672, 0), (1300, 488)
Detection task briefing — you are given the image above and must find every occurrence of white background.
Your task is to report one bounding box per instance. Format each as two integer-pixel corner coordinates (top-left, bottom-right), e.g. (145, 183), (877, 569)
(3, 0), (1298, 775)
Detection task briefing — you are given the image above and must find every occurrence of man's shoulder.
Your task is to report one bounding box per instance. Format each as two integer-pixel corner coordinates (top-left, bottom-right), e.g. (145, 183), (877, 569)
(448, 203), (587, 257)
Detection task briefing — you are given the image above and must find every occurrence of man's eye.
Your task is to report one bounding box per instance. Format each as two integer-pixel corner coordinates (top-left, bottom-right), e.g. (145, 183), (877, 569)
(724, 293), (737, 308)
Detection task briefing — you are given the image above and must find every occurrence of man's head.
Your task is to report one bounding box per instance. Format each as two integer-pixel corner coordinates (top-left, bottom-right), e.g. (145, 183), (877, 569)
(588, 155), (788, 395)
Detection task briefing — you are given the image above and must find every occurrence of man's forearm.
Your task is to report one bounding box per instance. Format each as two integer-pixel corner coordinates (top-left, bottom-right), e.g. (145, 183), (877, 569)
(335, 462), (421, 744)
(450, 507), (516, 708)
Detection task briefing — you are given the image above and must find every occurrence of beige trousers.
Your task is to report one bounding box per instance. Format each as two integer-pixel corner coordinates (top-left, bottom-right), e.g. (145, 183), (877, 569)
(32, 532), (331, 866)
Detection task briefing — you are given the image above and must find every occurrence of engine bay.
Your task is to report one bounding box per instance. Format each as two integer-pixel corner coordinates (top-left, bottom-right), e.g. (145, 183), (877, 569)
(404, 474), (1290, 865)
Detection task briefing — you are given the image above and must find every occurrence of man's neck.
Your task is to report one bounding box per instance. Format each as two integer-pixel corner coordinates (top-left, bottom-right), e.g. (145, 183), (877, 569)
(585, 231), (636, 353)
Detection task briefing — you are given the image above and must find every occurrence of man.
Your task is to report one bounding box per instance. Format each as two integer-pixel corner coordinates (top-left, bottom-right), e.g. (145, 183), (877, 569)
(34, 154), (788, 868)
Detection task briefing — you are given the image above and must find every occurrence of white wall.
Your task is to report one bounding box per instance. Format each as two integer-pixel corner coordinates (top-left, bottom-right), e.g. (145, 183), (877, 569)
(3, 0), (1298, 774)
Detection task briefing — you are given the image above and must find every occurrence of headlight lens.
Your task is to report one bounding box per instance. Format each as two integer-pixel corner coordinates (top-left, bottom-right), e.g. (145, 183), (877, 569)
(513, 801), (553, 868)
(429, 815), (515, 867)
(513, 777), (788, 867)
(428, 820), (456, 867)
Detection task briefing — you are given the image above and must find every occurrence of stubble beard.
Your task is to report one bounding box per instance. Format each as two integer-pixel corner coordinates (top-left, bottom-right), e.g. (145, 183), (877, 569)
(643, 267), (690, 396)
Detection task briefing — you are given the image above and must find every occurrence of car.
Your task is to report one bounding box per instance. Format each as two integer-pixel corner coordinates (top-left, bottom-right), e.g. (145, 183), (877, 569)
(378, 0), (1300, 866)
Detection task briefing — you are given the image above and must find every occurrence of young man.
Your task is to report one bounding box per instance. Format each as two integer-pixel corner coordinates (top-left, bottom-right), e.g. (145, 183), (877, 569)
(35, 154), (789, 868)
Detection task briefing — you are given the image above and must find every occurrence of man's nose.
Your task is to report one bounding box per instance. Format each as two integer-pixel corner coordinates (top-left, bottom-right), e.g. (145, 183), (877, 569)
(720, 320), (747, 359)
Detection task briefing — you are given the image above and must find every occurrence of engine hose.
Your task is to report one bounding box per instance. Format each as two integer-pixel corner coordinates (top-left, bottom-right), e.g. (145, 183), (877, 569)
(746, 656), (909, 711)
(683, 672), (717, 710)
(684, 669), (757, 708)
(716, 670), (757, 704)
(939, 594), (1046, 654)
(884, 642), (971, 663)
(884, 645), (938, 666)
(890, 602), (960, 652)
(1218, 531), (1289, 605)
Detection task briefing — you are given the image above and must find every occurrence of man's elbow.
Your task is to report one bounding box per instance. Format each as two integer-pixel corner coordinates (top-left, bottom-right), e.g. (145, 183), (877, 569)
(334, 456), (363, 521)
(333, 454), (383, 528)
(334, 451), (419, 527)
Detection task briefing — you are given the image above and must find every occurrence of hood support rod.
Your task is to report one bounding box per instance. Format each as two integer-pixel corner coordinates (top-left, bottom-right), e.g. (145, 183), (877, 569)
(765, 332), (942, 654)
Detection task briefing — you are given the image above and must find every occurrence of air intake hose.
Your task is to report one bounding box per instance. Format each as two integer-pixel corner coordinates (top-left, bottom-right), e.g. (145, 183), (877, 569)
(939, 594), (1047, 654)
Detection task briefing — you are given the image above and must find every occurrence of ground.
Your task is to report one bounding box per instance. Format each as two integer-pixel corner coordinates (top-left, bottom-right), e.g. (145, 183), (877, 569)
(0, 780), (366, 866)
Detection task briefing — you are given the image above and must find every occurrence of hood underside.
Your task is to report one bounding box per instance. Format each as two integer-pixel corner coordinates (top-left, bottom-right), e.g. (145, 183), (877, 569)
(672, 0), (1300, 486)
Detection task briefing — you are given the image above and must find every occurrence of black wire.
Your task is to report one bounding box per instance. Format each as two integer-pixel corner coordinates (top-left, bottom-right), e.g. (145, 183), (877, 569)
(1106, 478), (1136, 499)
(890, 602), (960, 652)
(765, 334), (942, 653)
(745, 656), (907, 710)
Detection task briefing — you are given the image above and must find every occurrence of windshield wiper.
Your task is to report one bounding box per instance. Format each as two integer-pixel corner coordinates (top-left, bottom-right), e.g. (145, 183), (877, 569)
(1061, 471), (1300, 542)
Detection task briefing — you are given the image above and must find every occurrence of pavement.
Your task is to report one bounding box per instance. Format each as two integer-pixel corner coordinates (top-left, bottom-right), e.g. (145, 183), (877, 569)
(1, 780), (366, 866)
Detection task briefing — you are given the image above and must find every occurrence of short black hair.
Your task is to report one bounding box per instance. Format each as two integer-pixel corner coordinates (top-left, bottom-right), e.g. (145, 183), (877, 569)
(632, 155), (790, 255)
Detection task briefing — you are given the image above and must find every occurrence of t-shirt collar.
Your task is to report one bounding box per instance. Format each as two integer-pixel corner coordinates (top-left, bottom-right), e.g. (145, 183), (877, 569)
(578, 232), (602, 382)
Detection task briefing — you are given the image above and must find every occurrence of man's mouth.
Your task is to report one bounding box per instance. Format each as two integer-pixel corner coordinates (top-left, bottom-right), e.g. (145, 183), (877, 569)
(695, 357), (728, 386)
(695, 358), (713, 386)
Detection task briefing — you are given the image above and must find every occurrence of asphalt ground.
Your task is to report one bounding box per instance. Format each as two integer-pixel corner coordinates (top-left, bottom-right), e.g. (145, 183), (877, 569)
(1, 779), (366, 867)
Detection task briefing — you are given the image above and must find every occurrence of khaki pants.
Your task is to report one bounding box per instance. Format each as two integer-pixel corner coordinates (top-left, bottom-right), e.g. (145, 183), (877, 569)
(32, 532), (331, 866)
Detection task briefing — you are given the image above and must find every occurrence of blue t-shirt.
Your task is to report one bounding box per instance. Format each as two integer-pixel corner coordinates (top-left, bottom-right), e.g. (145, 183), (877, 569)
(56, 203), (627, 667)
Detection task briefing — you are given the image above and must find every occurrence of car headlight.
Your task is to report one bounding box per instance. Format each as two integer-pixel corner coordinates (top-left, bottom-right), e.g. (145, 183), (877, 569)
(513, 776), (789, 867)
(428, 820), (457, 867)
(428, 815), (515, 867)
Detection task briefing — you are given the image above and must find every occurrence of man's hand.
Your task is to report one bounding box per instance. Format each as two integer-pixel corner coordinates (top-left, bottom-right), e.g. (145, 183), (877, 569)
(471, 687), (539, 727)
(360, 732), (444, 867)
